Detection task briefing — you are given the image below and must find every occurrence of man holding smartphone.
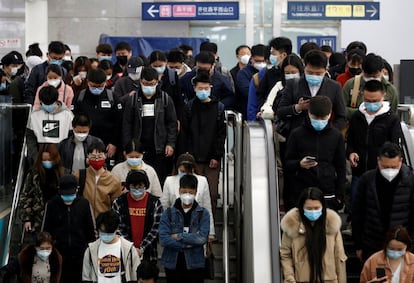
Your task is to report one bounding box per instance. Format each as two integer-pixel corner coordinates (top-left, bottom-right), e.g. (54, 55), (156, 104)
(284, 96), (346, 211)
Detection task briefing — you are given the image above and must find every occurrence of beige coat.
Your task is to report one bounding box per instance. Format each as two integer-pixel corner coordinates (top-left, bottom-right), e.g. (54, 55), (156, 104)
(280, 208), (347, 283)
(360, 251), (414, 283)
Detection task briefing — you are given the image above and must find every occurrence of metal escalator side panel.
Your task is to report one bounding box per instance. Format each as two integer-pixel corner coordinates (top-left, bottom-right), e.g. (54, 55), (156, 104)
(242, 122), (273, 283)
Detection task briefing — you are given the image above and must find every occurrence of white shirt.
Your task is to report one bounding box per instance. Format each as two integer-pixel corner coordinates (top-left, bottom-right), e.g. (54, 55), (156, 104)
(111, 160), (162, 197)
(161, 174), (215, 235)
(98, 239), (122, 283)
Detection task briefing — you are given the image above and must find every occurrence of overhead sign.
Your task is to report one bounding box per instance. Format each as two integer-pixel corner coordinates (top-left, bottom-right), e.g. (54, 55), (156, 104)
(288, 1), (380, 20)
(0, 38), (21, 49)
(142, 2), (239, 21)
(297, 36), (337, 52)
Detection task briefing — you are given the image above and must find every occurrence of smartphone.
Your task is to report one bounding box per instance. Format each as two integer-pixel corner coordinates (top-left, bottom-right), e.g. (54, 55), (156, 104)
(301, 96), (311, 101)
(306, 156), (317, 162)
(376, 267), (385, 279)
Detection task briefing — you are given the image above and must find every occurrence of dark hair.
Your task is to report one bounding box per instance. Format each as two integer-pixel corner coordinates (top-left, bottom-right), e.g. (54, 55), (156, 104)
(137, 260), (159, 281)
(383, 59), (394, 84)
(39, 85), (59, 104)
(141, 67), (158, 81)
(384, 225), (411, 253)
(149, 50), (167, 63)
(320, 45), (333, 54)
(200, 42), (218, 54)
(179, 44), (193, 53)
(297, 187), (327, 283)
(192, 71), (211, 85)
(304, 50), (327, 68)
(346, 41), (367, 55)
(126, 170), (150, 189)
(87, 140), (106, 154)
(36, 231), (54, 247)
(364, 80), (385, 93)
(329, 52), (346, 67)
(46, 64), (63, 77)
(347, 49), (365, 65)
(74, 56), (91, 74)
(179, 174), (198, 190)
(96, 210), (120, 233)
(379, 142), (402, 159)
(309, 96), (332, 117)
(98, 59), (113, 71)
(269, 37), (292, 55)
(195, 51), (215, 65)
(115, 41), (131, 52)
(124, 139), (144, 154)
(235, 45), (251, 55)
(138, 55), (150, 67)
(34, 144), (64, 180)
(281, 53), (304, 86)
(48, 41), (65, 55)
(87, 68), (106, 84)
(300, 42), (320, 59)
(167, 48), (185, 63)
(64, 44), (71, 53)
(96, 43), (113, 55)
(264, 45), (271, 61)
(251, 44), (265, 57)
(62, 60), (73, 75)
(72, 113), (92, 128)
(26, 42), (43, 57)
(362, 53), (384, 75)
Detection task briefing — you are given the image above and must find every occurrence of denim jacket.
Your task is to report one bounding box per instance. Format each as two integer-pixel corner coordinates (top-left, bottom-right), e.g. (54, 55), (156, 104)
(159, 199), (210, 270)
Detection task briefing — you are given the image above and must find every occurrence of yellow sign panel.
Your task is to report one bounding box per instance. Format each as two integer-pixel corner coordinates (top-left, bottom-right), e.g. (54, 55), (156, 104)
(353, 5), (366, 17)
(326, 5), (352, 17)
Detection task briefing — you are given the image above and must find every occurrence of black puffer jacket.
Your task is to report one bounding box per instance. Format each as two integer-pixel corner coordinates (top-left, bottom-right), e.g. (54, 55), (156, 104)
(352, 164), (414, 253)
(284, 119), (346, 199)
(346, 110), (403, 177)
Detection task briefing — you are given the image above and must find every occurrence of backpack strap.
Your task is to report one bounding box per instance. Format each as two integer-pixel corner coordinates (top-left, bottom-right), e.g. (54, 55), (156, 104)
(253, 73), (260, 89)
(77, 89), (86, 103)
(106, 89), (114, 104)
(351, 75), (361, 108)
(78, 169), (86, 196)
(63, 84), (67, 103)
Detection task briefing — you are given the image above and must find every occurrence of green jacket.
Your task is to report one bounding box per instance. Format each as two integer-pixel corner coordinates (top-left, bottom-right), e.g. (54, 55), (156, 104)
(342, 77), (399, 119)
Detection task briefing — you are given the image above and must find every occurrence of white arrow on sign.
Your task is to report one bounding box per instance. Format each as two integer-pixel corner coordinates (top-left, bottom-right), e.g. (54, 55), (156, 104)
(366, 5), (377, 18)
(147, 5), (159, 18)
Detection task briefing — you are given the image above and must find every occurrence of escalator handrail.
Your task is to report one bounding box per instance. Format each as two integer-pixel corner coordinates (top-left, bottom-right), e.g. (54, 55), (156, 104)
(4, 103), (32, 264)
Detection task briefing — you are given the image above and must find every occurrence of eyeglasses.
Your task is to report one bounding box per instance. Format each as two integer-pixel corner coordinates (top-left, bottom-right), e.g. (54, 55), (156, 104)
(88, 154), (105, 161)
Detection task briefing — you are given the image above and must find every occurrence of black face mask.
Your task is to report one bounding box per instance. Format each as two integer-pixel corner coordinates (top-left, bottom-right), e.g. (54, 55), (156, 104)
(349, 67), (362, 76)
(116, 55), (128, 66)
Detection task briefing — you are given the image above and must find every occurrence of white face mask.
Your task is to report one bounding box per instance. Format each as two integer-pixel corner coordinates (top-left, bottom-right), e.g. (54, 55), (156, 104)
(11, 67), (19, 76)
(106, 75), (112, 81)
(47, 79), (61, 88)
(180, 193), (195, 205)
(128, 73), (140, 81)
(74, 132), (88, 142)
(380, 168), (400, 182)
(253, 62), (266, 71)
(78, 71), (87, 79)
(240, 54), (250, 65)
(363, 76), (382, 82)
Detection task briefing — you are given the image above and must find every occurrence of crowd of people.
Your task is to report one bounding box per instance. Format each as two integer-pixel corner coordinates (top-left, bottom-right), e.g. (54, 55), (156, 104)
(0, 35), (412, 283)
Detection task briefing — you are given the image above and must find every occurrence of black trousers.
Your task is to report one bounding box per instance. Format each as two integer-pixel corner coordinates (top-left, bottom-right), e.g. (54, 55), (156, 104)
(60, 255), (83, 283)
(165, 253), (204, 283)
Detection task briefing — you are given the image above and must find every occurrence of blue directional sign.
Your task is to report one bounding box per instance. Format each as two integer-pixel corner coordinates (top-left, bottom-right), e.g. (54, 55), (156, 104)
(142, 2), (239, 21)
(288, 1), (380, 20)
(297, 36), (337, 52)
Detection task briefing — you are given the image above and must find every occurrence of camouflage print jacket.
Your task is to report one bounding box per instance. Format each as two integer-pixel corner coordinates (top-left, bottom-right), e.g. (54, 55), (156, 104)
(19, 168), (60, 231)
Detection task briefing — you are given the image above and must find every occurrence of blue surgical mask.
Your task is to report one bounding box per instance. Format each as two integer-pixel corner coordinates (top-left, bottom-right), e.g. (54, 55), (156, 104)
(305, 74), (324, 86)
(310, 118), (329, 131)
(89, 87), (104, 95)
(364, 101), (382, 113)
(99, 232), (116, 244)
(154, 66), (166, 75)
(304, 208), (322, 222)
(141, 85), (157, 96)
(36, 250), (52, 261)
(178, 171), (186, 178)
(50, 58), (62, 66)
(61, 194), (76, 203)
(0, 82), (6, 91)
(127, 157), (142, 167)
(196, 90), (210, 101)
(42, 161), (53, 169)
(130, 188), (146, 199)
(285, 73), (300, 80)
(269, 54), (278, 67)
(99, 56), (112, 62)
(42, 102), (56, 113)
(387, 249), (406, 259)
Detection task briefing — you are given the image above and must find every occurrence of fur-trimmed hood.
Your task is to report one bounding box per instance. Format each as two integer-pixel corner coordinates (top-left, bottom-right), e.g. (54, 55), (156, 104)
(281, 208), (342, 238)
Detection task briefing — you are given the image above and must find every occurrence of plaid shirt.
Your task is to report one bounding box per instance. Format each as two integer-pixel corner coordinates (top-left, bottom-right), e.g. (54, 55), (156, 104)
(112, 192), (163, 262)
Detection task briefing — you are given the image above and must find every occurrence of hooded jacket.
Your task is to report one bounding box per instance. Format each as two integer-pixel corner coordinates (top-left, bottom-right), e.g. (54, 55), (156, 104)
(82, 237), (140, 283)
(346, 101), (403, 177)
(280, 208), (347, 283)
(33, 80), (74, 110)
